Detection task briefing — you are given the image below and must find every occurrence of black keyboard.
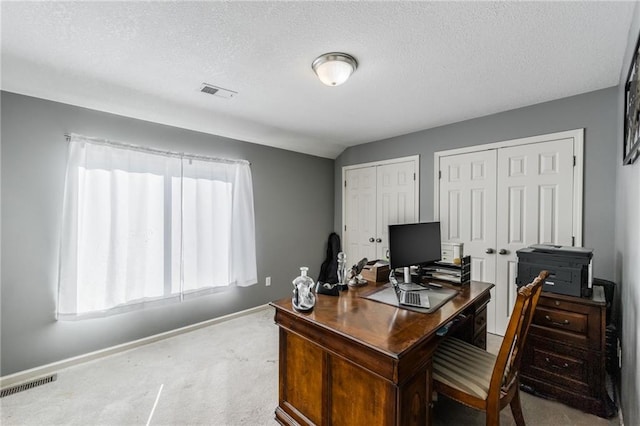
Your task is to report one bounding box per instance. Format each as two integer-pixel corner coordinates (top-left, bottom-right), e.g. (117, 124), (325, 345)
(404, 292), (421, 305)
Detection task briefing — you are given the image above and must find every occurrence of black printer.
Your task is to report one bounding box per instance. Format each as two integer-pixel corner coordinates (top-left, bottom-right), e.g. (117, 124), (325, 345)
(516, 245), (593, 298)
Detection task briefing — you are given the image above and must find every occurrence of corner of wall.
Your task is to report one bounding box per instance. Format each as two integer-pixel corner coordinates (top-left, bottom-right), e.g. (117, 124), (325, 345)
(614, 5), (640, 425)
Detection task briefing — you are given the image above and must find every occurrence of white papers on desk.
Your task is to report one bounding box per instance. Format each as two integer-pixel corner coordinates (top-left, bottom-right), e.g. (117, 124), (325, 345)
(428, 272), (461, 283)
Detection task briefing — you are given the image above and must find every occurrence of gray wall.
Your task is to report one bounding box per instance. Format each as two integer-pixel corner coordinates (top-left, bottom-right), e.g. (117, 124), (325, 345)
(1, 91), (334, 376)
(335, 87), (619, 281)
(615, 3), (640, 424)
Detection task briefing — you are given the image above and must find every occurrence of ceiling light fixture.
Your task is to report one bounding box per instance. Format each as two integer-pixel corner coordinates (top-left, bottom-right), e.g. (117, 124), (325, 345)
(312, 52), (358, 86)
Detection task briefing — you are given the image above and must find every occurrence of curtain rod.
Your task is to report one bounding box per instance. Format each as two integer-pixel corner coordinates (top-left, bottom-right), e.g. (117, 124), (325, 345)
(64, 133), (250, 165)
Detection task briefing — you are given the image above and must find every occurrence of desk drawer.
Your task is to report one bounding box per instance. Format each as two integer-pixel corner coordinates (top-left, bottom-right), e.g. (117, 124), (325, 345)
(473, 308), (487, 349)
(474, 308), (487, 331)
(522, 335), (593, 395)
(533, 306), (587, 335)
(532, 346), (585, 384)
(532, 295), (603, 350)
(473, 332), (487, 350)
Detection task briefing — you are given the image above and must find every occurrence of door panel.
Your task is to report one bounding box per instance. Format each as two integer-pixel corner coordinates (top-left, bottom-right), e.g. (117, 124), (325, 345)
(439, 150), (498, 332)
(447, 190), (462, 240)
(345, 167), (377, 263)
(376, 161), (417, 260)
(495, 138), (575, 334)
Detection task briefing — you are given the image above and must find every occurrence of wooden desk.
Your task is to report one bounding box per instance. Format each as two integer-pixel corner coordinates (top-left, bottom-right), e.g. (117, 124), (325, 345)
(270, 281), (493, 426)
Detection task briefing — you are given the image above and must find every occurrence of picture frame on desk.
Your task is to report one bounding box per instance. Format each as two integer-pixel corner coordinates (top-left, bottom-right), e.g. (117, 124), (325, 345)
(624, 30), (640, 165)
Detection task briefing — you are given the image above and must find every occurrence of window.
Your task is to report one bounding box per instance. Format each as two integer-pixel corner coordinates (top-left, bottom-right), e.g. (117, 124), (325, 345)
(58, 135), (257, 318)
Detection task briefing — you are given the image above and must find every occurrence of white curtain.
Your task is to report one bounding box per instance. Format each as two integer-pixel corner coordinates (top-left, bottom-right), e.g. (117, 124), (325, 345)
(180, 158), (257, 292)
(58, 135), (257, 319)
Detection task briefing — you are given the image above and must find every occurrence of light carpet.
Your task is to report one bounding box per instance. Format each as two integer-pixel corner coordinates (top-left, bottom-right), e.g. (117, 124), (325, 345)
(1, 306), (619, 425)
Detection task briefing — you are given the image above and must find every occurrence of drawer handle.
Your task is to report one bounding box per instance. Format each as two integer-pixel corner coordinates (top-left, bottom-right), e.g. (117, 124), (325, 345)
(544, 315), (570, 326)
(545, 357), (569, 369)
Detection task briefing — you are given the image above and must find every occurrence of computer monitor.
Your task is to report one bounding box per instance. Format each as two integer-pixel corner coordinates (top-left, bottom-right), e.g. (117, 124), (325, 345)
(388, 222), (442, 278)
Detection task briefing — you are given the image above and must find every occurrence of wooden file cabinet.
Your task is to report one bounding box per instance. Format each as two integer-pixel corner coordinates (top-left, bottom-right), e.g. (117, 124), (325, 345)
(520, 287), (615, 418)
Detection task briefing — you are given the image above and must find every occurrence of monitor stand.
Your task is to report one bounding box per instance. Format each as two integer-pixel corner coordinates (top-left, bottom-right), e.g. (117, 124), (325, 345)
(389, 267), (418, 285)
(403, 267), (411, 284)
(397, 267), (426, 291)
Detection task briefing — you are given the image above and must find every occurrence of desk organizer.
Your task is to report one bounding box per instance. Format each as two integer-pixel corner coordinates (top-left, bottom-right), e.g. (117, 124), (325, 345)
(425, 256), (471, 285)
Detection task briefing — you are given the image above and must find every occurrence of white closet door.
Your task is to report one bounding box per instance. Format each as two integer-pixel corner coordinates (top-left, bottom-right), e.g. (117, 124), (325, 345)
(345, 167), (377, 263)
(437, 130), (583, 336)
(439, 150), (498, 331)
(344, 158), (418, 266)
(376, 161), (417, 260)
(494, 138), (576, 335)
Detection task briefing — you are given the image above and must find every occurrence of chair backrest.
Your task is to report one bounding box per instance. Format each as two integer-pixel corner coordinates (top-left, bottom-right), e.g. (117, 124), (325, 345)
(488, 270), (548, 397)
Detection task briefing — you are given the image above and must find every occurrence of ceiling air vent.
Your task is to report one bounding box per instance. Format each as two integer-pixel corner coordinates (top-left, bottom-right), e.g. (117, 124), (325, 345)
(200, 83), (237, 99)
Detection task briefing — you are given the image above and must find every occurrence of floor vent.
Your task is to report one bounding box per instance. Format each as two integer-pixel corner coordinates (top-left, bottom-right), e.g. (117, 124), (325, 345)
(0, 374), (57, 398)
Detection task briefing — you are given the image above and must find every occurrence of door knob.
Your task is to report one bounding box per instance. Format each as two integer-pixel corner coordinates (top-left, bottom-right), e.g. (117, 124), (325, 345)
(369, 237), (375, 243)
(499, 249), (508, 255)
(376, 238), (382, 243)
(485, 248), (495, 254)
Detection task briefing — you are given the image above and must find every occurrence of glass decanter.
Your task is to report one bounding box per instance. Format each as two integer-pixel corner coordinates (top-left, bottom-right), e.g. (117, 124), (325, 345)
(337, 252), (348, 291)
(292, 267), (316, 312)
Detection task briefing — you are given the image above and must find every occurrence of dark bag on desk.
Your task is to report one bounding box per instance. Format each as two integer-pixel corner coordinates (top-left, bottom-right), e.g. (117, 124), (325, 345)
(317, 232), (341, 296)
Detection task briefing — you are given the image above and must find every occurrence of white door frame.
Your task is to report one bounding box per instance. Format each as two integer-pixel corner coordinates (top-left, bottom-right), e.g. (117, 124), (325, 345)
(433, 129), (584, 246)
(342, 155), (420, 244)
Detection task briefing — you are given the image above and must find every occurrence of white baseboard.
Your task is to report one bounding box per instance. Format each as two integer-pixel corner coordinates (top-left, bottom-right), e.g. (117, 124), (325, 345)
(0, 304), (271, 389)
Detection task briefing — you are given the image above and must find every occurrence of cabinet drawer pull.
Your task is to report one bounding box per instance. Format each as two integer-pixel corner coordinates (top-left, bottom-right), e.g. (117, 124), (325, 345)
(544, 315), (570, 326)
(545, 357), (569, 369)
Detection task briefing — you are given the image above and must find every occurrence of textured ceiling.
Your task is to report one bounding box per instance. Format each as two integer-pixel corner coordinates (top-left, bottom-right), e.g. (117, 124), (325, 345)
(1, 1), (636, 158)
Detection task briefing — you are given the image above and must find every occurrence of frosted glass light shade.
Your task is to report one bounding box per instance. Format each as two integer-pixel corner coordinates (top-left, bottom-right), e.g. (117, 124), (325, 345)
(312, 53), (358, 86)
